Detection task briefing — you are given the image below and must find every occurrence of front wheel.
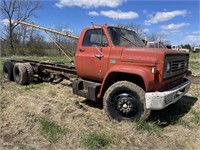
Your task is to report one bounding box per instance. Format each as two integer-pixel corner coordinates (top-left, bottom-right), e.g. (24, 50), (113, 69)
(103, 81), (150, 121)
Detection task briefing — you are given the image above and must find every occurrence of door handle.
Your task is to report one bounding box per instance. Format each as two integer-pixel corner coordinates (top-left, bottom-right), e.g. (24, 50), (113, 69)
(95, 54), (104, 59)
(79, 48), (85, 52)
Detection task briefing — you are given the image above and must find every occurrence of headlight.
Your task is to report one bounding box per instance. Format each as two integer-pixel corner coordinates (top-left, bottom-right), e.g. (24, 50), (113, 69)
(167, 62), (171, 72)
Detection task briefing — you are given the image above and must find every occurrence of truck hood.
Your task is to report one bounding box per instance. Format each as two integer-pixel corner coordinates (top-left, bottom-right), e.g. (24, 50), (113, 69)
(120, 47), (187, 65)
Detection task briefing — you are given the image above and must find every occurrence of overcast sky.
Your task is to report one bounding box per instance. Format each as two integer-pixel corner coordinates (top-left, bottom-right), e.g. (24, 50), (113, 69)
(0, 0), (200, 46)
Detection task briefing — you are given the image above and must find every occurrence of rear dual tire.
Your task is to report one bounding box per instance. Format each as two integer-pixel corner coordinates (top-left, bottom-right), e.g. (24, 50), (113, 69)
(3, 62), (34, 85)
(3, 61), (15, 81)
(13, 63), (28, 85)
(24, 63), (34, 84)
(13, 63), (34, 85)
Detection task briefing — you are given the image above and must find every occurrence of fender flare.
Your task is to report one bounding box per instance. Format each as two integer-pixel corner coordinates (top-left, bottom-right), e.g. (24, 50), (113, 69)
(98, 65), (154, 98)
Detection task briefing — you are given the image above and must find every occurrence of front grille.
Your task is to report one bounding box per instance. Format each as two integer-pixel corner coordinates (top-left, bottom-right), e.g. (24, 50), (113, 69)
(171, 60), (185, 72)
(164, 54), (189, 79)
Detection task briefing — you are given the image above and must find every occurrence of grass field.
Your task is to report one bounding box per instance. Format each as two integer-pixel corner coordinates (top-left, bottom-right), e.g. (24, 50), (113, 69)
(0, 53), (200, 150)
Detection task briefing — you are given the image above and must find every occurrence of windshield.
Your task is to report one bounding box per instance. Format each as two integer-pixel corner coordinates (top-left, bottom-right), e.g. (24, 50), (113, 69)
(107, 27), (145, 47)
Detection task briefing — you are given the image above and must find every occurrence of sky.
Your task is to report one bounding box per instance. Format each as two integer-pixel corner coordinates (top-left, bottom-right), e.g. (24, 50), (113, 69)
(0, 0), (200, 46)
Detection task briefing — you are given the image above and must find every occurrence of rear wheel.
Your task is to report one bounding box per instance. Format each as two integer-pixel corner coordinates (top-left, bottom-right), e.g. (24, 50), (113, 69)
(103, 81), (150, 121)
(24, 63), (34, 84)
(13, 63), (28, 85)
(3, 61), (14, 81)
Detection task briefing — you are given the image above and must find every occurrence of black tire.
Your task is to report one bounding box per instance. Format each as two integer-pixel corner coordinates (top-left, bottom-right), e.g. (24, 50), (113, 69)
(24, 63), (34, 84)
(13, 63), (28, 85)
(103, 81), (150, 121)
(3, 61), (14, 81)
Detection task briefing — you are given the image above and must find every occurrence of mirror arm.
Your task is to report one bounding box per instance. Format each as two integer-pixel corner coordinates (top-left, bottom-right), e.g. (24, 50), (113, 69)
(94, 45), (104, 58)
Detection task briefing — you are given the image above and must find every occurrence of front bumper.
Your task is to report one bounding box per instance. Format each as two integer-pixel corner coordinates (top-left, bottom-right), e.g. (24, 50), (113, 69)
(145, 79), (191, 110)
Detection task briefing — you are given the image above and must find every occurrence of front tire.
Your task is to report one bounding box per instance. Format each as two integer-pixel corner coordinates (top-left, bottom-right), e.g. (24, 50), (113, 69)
(103, 81), (150, 121)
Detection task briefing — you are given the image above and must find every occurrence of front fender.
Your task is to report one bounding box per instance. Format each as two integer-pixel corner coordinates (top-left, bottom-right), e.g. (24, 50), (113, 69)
(98, 65), (155, 98)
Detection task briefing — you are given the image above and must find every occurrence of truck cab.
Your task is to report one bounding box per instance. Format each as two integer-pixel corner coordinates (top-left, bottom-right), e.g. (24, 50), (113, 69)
(73, 25), (191, 121)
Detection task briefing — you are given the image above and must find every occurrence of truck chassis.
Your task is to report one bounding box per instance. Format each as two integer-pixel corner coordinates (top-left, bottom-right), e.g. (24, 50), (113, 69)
(4, 59), (102, 103)
(4, 60), (76, 82)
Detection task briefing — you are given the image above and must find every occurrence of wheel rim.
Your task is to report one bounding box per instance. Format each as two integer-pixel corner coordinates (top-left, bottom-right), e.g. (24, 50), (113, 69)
(113, 93), (138, 118)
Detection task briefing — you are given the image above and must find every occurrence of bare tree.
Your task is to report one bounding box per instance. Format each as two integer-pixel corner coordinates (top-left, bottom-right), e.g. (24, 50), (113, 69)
(48, 24), (77, 55)
(147, 32), (166, 41)
(125, 23), (144, 34)
(147, 32), (171, 46)
(15, 24), (36, 45)
(0, 0), (41, 50)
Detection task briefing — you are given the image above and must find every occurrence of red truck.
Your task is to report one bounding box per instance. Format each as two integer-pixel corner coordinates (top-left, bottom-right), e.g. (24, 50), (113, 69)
(3, 22), (191, 121)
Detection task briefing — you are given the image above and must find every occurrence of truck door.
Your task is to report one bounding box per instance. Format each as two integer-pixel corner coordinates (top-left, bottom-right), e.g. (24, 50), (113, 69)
(75, 28), (110, 81)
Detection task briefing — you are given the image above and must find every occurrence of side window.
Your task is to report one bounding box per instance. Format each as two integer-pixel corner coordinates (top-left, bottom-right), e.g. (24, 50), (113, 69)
(82, 29), (108, 47)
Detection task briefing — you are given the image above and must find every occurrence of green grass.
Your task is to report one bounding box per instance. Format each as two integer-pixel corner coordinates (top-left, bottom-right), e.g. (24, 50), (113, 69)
(0, 59), (7, 79)
(135, 120), (163, 136)
(190, 110), (200, 125)
(22, 83), (47, 91)
(171, 118), (191, 128)
(189, 61), (200, 73)
(0, 56), (72, 67)
(190, 84), (200, 98)
(40, 118), (69, 143)
(0, 97), (8, 110)
(81, 131), (113, 150)
(189, 53), (200, 60)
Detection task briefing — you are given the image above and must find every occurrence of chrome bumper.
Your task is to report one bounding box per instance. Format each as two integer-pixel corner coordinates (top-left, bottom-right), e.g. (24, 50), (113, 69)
(145, 79), (191, 110)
